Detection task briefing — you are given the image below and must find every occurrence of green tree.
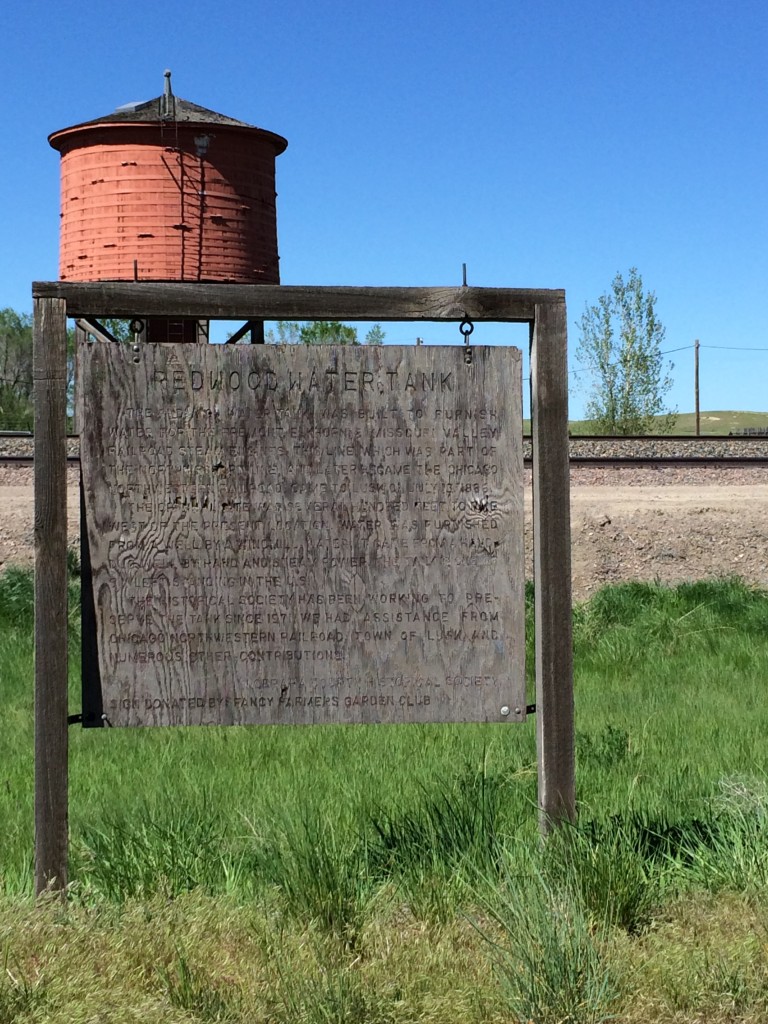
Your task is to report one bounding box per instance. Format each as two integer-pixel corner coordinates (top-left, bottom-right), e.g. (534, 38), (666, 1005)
(0, 308), (103, 430)
(265, 321), (385, 346)
(99, 319), (134, 342)
(576, 268), (676, 435)
(0, 309), (34, 430)
(364, 324), (385, 346)
(299, 321), (358, 345)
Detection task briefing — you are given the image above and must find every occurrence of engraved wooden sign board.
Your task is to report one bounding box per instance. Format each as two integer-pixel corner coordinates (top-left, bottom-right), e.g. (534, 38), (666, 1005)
(79, 342), (525, 726)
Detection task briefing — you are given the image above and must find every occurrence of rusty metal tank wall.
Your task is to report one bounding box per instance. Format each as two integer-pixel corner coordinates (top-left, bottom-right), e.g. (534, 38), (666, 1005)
(50, 122), (286, 283)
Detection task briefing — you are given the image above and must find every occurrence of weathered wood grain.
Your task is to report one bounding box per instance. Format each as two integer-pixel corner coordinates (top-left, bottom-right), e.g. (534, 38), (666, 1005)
(80, 343), (525, 726)
(33, 282), (564, 322)
(531, 301), (576, 829)
(34, 296), (69, 893)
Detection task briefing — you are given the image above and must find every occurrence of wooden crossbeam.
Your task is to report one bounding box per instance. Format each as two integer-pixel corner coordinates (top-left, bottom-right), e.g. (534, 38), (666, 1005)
(33, 282), (564, 322)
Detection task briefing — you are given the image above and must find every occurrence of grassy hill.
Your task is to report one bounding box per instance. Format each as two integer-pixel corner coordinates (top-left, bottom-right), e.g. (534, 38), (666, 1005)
(522, 411), (768, 436)
(663, 410), (768, 435)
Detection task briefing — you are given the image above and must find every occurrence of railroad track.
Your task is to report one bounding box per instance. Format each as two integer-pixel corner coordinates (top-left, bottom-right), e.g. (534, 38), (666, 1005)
(0, 454), (81, 465)
(4, 455), (768, 468)
(3, 433), (768, 468)
(567, 456), (768, 467)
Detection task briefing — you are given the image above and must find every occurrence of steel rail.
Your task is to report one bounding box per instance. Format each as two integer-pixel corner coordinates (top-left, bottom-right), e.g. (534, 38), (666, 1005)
(1, 431), (768, 441)
(2, 453), (768, 468)
(0, 455), (80, 465)
(560, 456), (768, 468)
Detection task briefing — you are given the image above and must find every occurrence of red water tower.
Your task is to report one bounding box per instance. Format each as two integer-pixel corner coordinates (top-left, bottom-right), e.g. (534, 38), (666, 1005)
(49, 71), (288, 341)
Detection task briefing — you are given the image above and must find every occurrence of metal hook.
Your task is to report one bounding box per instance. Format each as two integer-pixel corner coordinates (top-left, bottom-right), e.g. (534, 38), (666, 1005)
(459, 317), (474, 345)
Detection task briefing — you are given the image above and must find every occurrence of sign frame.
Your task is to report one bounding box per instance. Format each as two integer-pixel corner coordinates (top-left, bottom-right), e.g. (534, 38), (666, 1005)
(32, 281), (574, 893)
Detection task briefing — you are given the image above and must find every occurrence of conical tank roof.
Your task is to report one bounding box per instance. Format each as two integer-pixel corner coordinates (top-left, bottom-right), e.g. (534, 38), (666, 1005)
(49, 70), (287, 152)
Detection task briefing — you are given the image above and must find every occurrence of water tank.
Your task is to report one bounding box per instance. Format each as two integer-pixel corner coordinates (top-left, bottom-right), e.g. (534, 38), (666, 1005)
(49, 72), (288, 284)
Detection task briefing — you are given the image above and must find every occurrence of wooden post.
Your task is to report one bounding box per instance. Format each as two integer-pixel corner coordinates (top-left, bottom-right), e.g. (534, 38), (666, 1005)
(34, 296), (69, 894)
(694, 339), (700, 437)
(531, 300), (575, 831)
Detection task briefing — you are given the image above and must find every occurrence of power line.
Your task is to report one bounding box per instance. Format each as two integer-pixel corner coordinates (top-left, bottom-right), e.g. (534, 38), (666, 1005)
(569, 344), (695, 379)
(701, 344), (768, 352)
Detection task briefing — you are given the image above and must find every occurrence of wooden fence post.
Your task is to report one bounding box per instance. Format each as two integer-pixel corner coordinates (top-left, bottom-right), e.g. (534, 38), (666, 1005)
(531, 300), (576, 831)
(34, 295), (69, 893)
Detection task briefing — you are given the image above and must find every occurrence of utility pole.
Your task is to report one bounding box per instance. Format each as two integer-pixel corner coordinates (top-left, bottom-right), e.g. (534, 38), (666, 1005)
(694, 339), (700, 436)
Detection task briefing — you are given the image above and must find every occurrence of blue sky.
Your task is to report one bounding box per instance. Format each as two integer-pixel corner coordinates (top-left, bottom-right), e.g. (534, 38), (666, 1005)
(2, 0), (766, 418)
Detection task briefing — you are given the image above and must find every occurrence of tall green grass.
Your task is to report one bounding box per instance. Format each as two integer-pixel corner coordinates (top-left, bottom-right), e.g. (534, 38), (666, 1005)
(4, 568), (768, 904)
(3, 566), (768, 1020)
(477, 869), (618, 1024)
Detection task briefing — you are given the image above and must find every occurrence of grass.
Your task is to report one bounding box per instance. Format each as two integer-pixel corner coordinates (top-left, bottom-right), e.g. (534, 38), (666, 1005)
(524, 408), (768, 435)
(3, 565), (768, 1020)
(668, 409), (768, 435)
(477, 870), (618, 1024)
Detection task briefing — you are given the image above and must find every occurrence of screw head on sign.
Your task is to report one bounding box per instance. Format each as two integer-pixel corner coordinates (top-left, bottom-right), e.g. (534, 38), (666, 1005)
(500, 706), (510, 717)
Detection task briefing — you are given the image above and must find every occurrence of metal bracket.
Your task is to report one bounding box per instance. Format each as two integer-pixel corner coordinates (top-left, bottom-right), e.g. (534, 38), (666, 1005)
(225, 319), (261, 344)
(67, 711), (112, 728)
(76, 318), (121, 345)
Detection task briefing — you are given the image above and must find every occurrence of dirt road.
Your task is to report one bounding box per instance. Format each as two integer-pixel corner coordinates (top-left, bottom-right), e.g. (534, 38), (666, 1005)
(2, 468), (766, 601)
(549, 483), (768, 599)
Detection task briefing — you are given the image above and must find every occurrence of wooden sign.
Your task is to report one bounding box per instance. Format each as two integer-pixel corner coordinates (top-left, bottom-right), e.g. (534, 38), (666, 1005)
(79, 342), (525, 726)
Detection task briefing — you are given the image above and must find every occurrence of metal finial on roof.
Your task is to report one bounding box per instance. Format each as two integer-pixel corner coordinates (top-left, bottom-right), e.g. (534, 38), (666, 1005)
(161, 69), (175, 119)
